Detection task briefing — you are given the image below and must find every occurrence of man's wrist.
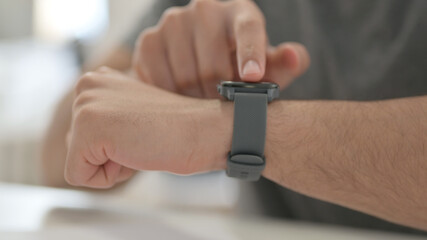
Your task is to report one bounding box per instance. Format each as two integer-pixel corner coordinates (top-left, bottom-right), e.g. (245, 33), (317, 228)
(193, 99), (233, 171)
(263, 101), (317, 183)
(263, 100), (287, 180)
(195, 98), (311, 178)
(196, 98), (296, 177)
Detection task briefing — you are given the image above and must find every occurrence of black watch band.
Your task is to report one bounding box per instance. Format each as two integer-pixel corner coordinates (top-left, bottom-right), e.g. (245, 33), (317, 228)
(227, 92), (267, 181)
(217, 81), (279, 181)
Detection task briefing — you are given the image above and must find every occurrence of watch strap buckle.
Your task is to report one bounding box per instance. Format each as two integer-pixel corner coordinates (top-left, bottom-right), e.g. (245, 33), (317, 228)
(227, 153), (265, 181)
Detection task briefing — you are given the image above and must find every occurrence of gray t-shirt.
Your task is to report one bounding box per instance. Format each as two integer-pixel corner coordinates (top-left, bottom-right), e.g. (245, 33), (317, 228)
(125, 0), (427, 235)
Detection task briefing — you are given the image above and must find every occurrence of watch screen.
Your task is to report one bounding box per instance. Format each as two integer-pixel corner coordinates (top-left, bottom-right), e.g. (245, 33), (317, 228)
(221, 81), (278, 90)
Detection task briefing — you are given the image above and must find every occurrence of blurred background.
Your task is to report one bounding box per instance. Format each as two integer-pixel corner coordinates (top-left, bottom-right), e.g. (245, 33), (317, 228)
(0, 0), (152, 183)
(0, 0), (237, 210)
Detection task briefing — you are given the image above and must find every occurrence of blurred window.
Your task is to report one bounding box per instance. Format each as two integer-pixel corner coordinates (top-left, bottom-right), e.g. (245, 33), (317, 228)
(34, 0), (109, 43)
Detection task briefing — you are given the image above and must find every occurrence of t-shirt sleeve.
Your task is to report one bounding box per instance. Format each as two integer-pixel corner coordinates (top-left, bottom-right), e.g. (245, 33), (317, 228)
(123, 0), (190, 51)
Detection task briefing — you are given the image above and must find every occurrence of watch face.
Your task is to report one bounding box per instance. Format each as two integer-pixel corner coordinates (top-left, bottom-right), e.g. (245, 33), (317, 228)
(218, 81), (280, 102)
(220, 81), (278, 89)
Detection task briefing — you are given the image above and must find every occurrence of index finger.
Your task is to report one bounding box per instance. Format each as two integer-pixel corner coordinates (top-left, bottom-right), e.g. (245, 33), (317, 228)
(230, 2), (267, 82)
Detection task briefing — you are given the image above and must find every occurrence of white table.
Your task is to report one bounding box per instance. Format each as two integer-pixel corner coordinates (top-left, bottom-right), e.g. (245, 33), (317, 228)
(0, 183), (424, 240)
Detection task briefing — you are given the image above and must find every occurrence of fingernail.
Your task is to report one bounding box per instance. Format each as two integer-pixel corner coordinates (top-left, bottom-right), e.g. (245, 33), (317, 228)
(242, 60), (261, 77)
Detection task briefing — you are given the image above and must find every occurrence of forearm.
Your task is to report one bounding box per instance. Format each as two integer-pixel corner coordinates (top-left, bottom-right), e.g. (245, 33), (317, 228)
(262, 96), (427, 230)
(40, 91), (73, 187)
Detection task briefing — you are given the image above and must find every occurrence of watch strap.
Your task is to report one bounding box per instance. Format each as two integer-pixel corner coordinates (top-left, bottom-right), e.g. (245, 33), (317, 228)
(227, 92), (267, 181)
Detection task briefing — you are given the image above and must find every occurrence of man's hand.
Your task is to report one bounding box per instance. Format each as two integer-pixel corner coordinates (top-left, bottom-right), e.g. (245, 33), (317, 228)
(133, 0), (310, 98)
(65, 67), (232, 188)
(64, 67), (427, 230)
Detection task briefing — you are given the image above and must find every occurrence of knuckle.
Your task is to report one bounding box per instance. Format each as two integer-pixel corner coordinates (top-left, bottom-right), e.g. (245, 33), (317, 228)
(174, 73), (198, 91)
(77, 105), (97, 119)
(75, 72), (100, 95)
(191, 0), (214, 10)
(234, 0), (265, 22)
(138, 31), (161, 61)
(191, 0), (221, 18)
(160, 7), (185, 27)
(164, 7), (184, 18)
(236, 16), (263, 32)
(96, 66), (112, 74)
(73, 91), (96, 109)
(135, 29), (160, 69)
(74, 105), (100, 128)
(137, 28), (160, 51)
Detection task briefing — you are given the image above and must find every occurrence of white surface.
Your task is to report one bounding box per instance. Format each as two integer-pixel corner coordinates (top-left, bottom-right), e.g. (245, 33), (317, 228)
(125, 172), (239, 209)
(0, 183), (424, 240)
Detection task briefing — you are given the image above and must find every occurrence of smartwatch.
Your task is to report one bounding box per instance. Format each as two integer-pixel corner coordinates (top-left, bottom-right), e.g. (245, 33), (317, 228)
(217, 81), (279, 181)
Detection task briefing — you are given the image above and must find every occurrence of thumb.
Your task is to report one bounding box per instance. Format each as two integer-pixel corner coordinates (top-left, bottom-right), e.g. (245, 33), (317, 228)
(264, 42), (310, 89)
